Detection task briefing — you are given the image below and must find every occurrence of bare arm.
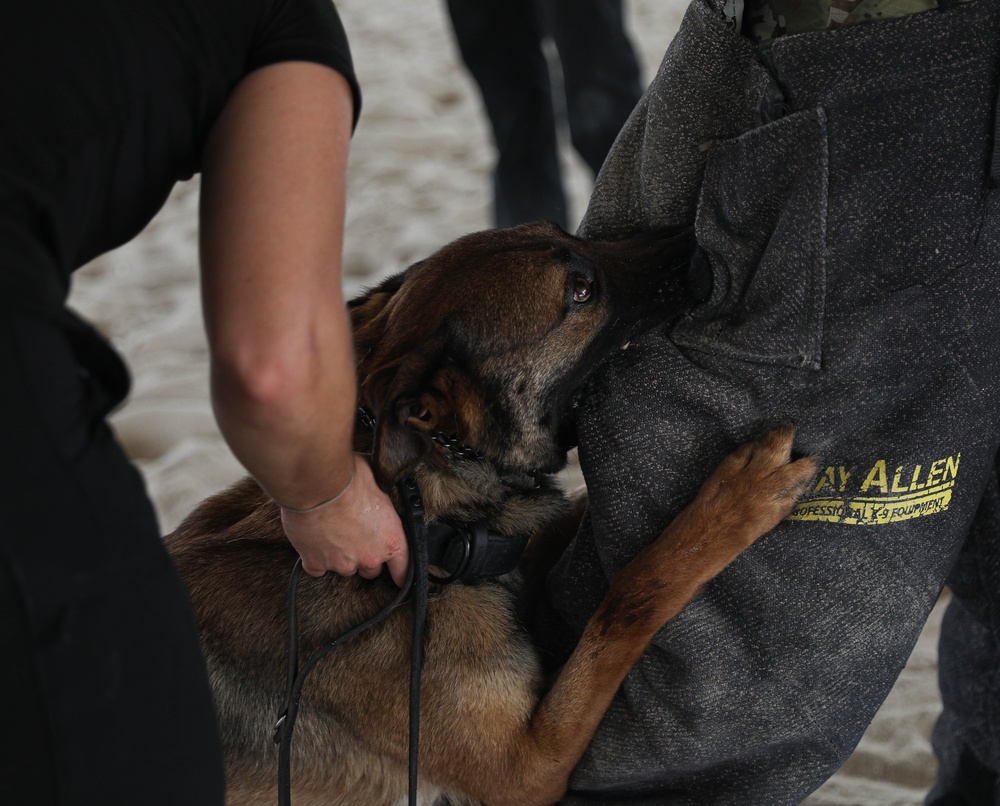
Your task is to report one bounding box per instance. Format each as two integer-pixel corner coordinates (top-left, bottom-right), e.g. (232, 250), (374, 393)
(199, 61), (407, 585)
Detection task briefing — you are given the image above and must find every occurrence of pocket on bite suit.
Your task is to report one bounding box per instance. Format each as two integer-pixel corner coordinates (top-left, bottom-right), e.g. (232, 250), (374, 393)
(672, 106), (829, 370)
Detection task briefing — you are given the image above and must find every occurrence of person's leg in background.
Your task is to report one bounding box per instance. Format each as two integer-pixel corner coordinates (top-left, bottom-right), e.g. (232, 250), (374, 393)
(445, 0), (567, 228)
(532, 1), (1000, 802)
(541, 0), (643, 178)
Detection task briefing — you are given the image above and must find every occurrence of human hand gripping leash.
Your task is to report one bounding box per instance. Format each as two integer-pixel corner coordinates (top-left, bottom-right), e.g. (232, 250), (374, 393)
(273, 475), (429, 806)
(272, 468), (531, 805)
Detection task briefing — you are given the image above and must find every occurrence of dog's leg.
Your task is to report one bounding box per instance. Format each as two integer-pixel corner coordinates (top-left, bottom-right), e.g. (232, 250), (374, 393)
(455, 427), (817, 806)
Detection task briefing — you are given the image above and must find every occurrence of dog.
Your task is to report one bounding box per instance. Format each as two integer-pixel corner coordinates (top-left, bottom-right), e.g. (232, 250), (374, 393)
(165, 221), (818, 806)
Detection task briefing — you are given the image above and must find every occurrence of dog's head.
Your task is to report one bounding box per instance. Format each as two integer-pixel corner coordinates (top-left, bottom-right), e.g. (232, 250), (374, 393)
(350, 221), (694, 493)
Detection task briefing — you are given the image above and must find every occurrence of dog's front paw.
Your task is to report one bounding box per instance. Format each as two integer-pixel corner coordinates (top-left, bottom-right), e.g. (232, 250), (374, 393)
(691, 426), (818, 549)
(598, 428), (818, 640)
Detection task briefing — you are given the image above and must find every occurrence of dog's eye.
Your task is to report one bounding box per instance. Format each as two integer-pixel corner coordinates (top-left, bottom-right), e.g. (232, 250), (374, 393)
(572, 277), (592, 304)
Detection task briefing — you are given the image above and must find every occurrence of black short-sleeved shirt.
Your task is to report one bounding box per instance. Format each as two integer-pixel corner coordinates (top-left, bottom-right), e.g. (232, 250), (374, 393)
(0, 0), (361, 311)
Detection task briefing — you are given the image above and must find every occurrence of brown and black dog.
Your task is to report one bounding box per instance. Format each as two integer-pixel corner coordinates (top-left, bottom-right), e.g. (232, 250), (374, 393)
(166, 222), (817, 806)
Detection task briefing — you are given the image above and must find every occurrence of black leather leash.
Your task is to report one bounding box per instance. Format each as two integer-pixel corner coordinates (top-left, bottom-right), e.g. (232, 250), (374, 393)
(273, 542), (414, 806)
(399, 476), (429, 806)
(273, 474), (526, 806)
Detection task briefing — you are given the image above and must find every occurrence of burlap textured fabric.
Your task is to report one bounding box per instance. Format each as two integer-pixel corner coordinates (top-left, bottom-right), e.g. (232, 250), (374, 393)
(534, 1), (1000, 801)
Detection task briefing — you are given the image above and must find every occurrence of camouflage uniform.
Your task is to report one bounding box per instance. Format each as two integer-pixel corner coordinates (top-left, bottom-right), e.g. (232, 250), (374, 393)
(727, 0), (974, 38)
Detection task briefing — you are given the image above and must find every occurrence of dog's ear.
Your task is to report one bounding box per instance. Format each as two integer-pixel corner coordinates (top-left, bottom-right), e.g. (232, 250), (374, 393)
(348, 270), (409, 356)
(373, 392), (453, 491)
(373, 413), (428, 492)
(370, 333), (457, 490)
(348, 271), (407, 319)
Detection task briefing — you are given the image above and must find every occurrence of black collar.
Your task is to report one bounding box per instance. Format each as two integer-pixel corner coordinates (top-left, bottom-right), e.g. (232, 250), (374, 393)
(425, 520), (529, 583)
(363, 412), (529, 583)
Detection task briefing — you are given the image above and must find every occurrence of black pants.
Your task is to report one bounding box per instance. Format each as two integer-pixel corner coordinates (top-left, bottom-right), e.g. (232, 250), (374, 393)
(446, 0), (643, 228)
(0, 309), (224, 804)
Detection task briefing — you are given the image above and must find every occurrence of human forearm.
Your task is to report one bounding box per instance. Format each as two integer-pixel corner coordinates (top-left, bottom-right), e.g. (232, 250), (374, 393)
(198, 61), (408, 584)
(208, 293), (357, 510)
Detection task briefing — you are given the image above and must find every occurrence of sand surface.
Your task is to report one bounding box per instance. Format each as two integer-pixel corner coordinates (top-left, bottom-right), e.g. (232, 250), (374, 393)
(67, 1), (944, 801)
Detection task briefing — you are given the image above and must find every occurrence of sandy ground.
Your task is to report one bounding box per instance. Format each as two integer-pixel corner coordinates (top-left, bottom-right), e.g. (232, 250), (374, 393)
(67, 0), (944, 801)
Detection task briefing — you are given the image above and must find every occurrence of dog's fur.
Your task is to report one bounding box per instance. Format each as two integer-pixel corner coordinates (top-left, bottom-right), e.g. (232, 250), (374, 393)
(166, 222), (817, 806)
